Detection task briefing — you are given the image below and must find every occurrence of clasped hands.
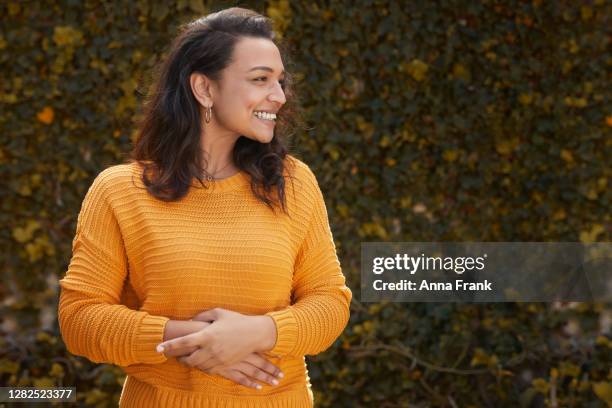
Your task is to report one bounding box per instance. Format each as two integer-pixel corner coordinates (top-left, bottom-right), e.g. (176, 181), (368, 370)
(156, 307), (282, 389)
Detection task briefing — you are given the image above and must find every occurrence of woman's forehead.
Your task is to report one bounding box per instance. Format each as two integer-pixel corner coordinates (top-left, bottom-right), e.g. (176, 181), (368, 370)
(231, 37), (284, 72)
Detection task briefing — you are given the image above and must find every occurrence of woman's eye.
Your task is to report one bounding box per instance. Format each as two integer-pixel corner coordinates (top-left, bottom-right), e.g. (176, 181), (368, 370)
(254, 77), (286, 89)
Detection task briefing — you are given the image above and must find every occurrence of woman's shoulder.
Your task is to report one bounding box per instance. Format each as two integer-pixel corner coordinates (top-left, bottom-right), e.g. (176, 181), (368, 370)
(97, 160), (140, 177)
(284, 154), (318, 188)
(93, 160), (140, 183)
(283, 154), (325, 215)
(87, 161), (145, 199)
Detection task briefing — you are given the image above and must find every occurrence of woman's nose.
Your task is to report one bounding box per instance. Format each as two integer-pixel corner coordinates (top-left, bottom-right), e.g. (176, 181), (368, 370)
(269, 83), (286, 105)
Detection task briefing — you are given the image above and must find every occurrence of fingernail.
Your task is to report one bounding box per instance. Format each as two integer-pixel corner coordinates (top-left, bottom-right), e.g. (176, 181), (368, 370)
(277, 372), (284, 378)
(156, 345), (164, 353)
(256, 384), (262, 390)
(272, 379), (279, 385)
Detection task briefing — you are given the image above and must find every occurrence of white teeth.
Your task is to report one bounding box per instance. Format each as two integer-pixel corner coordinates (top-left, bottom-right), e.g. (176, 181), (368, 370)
(253, 111), (276, 121)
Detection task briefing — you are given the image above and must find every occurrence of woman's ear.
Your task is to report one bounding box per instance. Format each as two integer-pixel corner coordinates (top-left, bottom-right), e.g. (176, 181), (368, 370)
(190, 72), (214, 107)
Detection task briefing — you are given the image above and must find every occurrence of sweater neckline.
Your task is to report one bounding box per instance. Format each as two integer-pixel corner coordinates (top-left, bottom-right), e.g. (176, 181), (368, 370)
(190, 169), (250, 193)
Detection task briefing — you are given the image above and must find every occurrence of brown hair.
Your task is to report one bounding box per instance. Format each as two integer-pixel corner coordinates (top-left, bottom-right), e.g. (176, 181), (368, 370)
(128, 7), (303, 213)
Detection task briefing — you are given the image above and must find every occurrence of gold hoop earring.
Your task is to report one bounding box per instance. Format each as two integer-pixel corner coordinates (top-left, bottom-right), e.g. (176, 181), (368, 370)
(204, 106), (212, 124)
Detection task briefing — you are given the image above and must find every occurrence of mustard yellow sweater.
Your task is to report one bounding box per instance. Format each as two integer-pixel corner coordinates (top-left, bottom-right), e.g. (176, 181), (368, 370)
(58, 155), (352, 407)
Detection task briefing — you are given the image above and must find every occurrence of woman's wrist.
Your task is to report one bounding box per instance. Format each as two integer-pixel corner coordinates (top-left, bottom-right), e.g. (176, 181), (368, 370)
(254, 315), (277, 352)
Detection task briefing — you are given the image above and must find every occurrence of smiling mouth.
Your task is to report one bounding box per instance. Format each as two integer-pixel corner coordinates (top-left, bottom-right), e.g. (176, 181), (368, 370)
(253, 115), (276, 126)
(253, 111), (277, 121)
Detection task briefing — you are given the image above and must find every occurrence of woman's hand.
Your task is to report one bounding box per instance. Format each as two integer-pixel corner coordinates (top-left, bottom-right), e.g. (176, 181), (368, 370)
(156, 308), (276, 371)
(197, 352), (284, 390)
(161, 320), (211, 358)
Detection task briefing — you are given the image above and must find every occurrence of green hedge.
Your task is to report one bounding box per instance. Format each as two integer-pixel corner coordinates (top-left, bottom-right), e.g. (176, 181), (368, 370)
(1, 0), (610, 406)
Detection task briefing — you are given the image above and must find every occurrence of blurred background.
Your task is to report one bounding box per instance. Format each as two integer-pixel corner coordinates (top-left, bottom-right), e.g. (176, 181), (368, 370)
(1, 0), (610, 406)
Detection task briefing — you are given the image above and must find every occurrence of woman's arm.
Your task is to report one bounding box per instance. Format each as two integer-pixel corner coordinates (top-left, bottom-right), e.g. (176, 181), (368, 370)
(58, 169), (169, 367)
(262, 165), (352, 358)
(156, 165), (351, 362)
(158, 309), (275, 367)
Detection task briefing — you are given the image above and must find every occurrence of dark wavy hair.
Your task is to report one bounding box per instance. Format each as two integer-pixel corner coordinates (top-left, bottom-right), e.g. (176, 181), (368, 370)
(127, 7), (303, 214)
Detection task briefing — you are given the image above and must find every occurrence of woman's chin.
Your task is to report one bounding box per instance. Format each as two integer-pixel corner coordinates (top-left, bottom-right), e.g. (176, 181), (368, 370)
(245, 132), (274, 144)
(261, 134), (274, 144)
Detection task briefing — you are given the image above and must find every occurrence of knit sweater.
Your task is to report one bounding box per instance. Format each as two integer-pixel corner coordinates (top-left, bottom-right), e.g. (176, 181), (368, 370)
(57, 155), (352, 407)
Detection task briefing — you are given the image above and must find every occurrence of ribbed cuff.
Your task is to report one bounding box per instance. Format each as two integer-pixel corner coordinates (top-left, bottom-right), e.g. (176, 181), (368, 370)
(134, 314), (170, 364)
(264, 308), (298, 357)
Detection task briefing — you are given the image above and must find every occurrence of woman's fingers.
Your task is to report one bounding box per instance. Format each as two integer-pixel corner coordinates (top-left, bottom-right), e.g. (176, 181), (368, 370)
(186, 352), (285, 390)
(157, 330), (206, 354)
(197, 353), (225, 371)
(202, 366), (263, 390)
(177, 347), (214, 368)
(243, 353), (284, 379)
(231, 361), (280, 386)
(164, 345), (199, 358)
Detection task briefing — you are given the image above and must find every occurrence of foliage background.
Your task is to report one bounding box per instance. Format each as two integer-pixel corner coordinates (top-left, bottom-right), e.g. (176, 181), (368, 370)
(1, 0), (610, 406)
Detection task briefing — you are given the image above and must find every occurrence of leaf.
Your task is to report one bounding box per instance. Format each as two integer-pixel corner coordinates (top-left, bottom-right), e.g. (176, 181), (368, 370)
(84, 389), (107, 405)
(443, 149), (459, 162)
(560, 149), (574, 163)
(150, 3), (169, 21)
(518, 93), (533, 105)
(6, 2), (20, 16)
(579, 224), (605, 243)
(593, 382), (612, 405)
(32, 377), (54, 388)
(18, 183), (32, 196)
(26, 235), (55, 262)
(0, 359), (19, 374)
(267, 0), (292, 37)
(36, 107), (54, 125)
(49, 363), (65, 378)
(580, 6), (593, 20)
(495, 137), (520, 156)
(595, 335), (611, 348)
(531, 378), (549, 394)
(559, 362), (581, 377)
(188, 0), (206, 13)
(379, 135), (391, 147)
(404, 59), (428, 82)
(52, 26), (83, 47)
(12, 220), (41, 243)
(359, 223), (388, 239)
(470, 348), (499, 368)
(452, 63), (470, 81)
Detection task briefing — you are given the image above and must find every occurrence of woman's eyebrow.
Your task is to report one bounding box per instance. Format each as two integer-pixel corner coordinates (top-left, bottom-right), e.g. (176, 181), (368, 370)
(248, 66), (285, 75)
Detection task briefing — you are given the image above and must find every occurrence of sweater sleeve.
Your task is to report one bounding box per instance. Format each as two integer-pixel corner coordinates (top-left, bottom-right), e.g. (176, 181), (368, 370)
(57, 169), (169, 367)
(264, 165), (352, 358)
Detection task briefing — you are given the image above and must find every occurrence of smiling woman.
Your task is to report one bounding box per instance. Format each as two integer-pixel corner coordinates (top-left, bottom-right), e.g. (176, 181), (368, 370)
(57, 6), (351, 408)
(127, 6), (301, 206)
(190, 37), (288, 149)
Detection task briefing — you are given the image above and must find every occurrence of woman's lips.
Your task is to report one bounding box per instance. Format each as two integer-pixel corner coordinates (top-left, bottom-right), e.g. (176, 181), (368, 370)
(254, 116), (276, 126)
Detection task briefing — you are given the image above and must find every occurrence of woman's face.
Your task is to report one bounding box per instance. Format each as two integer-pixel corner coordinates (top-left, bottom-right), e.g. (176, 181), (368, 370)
(208, 36), (287, 144)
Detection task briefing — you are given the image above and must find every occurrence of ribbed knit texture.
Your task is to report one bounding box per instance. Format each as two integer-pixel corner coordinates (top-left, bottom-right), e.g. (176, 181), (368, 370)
(57, 155), (352, 408)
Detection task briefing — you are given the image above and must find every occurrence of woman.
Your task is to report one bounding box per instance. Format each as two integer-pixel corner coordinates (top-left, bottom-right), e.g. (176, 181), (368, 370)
(57, 7), (352, 407)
